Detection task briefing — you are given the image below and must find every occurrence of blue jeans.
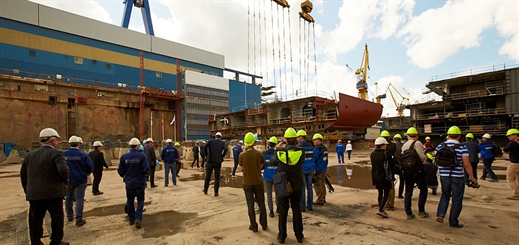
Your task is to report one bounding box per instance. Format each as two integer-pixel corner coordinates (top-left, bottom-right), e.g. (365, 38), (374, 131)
(264, 179), (277, 212)
(164, 163), (177, 186)
(437, 176), (465, 226)
(65, 182), (87, 221)
(301, 172), (313, 209)
(126, 183), (146, 221)
(481, 158), (498, 180)
(404, 173), (427, 215)
(337, 152), (344, 163)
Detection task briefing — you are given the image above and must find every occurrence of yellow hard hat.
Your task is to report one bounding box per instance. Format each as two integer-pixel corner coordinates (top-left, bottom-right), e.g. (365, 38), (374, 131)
(393, 134), (402, 139)
(284, 128), (297, 138)
(380, 130), (390, 137)
(312, 133), (323, 140)
(296, 130), (307, 137)
(174, 142), (180, 147)
(406, 127), (418, 135)
(447, 126), (461, 135)
(244, 132), (256, 146)
(268, 136), (278, 144)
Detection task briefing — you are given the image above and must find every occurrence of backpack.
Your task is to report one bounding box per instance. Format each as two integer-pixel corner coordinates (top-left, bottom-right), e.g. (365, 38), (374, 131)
(435, 142), (461, 168)
(400, 141), (423, 174)
(492, 144), (503, 158)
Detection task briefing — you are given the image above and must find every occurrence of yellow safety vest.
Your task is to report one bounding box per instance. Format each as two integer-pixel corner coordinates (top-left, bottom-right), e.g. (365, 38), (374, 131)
(276, 150), (303, 166)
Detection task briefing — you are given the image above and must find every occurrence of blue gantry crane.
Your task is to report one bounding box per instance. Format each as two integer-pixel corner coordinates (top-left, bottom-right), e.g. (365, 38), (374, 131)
(121, 0), (154, 36)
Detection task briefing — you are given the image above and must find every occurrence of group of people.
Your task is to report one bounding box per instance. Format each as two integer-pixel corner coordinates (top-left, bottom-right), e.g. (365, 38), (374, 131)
(335, 139), (353, 163)
(370, 126), (519, 229)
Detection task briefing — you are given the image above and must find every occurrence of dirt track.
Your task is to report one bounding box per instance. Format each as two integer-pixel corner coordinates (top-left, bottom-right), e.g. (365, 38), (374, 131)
(0, 149), (517, 245)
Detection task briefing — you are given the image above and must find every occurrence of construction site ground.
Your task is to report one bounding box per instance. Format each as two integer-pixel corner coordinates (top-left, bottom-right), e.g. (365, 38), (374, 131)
(0, 149), (517, 245)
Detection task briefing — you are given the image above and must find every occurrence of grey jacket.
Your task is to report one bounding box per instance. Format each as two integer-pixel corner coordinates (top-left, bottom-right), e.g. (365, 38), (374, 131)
(144, 144), (157, 166)
(20, 145), (69, 200)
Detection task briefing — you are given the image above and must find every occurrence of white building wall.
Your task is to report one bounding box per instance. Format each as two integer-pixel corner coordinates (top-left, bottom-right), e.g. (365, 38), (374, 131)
(185, 70), (229, 91)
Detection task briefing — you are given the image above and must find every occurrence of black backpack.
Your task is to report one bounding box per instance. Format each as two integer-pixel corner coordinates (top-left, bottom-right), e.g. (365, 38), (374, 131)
(492, 144), (503, 157)
(400, 141), (423, 174)
(435, 142), (461, 168)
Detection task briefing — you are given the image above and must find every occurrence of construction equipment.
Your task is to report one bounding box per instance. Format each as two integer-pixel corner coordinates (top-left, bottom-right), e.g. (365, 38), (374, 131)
(355, 44), (369, 100)
(379, 83), (409, 116)
(121, 0), (154, 35)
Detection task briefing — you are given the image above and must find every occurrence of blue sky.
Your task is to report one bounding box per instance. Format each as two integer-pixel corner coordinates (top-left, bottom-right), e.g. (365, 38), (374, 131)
(30, 0), (519, 117)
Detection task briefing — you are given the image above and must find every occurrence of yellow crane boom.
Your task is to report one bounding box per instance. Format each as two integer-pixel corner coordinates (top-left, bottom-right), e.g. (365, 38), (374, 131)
(379, 83), (409, 116)
(355, 43), (369, 100)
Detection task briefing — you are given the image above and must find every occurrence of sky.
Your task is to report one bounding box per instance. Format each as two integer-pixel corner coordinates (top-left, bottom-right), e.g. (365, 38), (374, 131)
(30, 0), (519, 117)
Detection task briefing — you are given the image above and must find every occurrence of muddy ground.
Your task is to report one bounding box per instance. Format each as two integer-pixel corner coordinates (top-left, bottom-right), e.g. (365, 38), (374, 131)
(0, 149), (517, 245)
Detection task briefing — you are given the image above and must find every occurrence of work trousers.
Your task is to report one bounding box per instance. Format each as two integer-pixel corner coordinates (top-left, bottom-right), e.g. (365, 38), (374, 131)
(29, 198), (64, 245)
(264, 179), (277, 212)
(313, 173), (326, 204)
(149, 165), (156, 186)
(243, 183), (267, 229)
(278, 189), (304, 241)
(404, 173), (428, 215)
(65, 182), (87, 221)
(204, 161), (222, 194)
(507, 163), (519, 197)
(92, 171), (103, 193)
(191, 154), (199, 168)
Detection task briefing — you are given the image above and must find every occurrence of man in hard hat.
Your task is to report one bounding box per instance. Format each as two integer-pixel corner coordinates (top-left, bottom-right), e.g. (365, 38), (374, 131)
(336, 140), (345, 164)
(191, 142), (200, 169)
(371, 137), (397, 218)
(346, 140), (353, 160)
(64, 136), (93, 227)
(118, 138), (150, 228)
(424, 136), (435, 153)
(380, 130), (396, 156)
(263, 136), (279, 218)
(479, 133), (499, 182)
(89, 141), (109, 195)
(21, 128), (70, 245)
(462, 133), (480, 184)
(203, 132), (228, 196)
(144, 138), (158, 188)
(232, 140), (244, 178)
(312, 133), (329, 206)
(401, 127), (428, 220)
(174, 142), (182, 177)
(296, 129), (315, 212)
(503, 128), (519, 200)
(161, 139), (178, 186)
(200, 140), (207, 168)
(436, 126), (478, 227)
(270, 128), (304, 243)
(393, 134), (405, 199)
(239, 132), (267, 232)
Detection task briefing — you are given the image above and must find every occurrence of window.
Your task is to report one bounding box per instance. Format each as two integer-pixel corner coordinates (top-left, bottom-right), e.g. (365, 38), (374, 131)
(106, 64), (111, 69)
(49, 96), (57, 106)
(29, 50), (36, 57)
(156, 71), (162, 78)
(92, 60), (97, 64)
(74, 57), (83, 64)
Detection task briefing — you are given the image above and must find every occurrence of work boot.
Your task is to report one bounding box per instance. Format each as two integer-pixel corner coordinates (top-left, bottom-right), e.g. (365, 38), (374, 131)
(93, 191), (104, 195)
(269, 210), (275, 217)
(75, 219), (86, 227)
(135, 220), (142, 228)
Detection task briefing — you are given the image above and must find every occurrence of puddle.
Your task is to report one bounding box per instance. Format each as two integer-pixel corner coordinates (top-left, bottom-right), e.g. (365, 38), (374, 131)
(141, 210), (197, 238)
(353, 160), (370, 165)
(327, 165), (374, 190)
(83, 201), (152, 217)
(179, 167), (244, 188)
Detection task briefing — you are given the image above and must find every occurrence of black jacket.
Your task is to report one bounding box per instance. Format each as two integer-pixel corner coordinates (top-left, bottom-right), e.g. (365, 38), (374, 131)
(200, 144), (207, 156)
(144, 145), (157, 166)
(89, 149), (108, 172)
(386, 141), (397, 157)
(370, 149), (397, 187)
(462, 140), (480, 163)
(20, 145), (69, 200)
(192, 145), (199, 155)
(204, 139), (227, 163)
(271, 144), (304, 192)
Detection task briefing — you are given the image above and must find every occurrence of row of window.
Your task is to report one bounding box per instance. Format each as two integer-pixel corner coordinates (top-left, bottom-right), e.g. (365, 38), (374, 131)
(187, 108), (227, 115)
(186, 96), (229, 107)
(187, 119), (209, 125)
(186, 86), (228, 97)
(188, 129), (210, 136)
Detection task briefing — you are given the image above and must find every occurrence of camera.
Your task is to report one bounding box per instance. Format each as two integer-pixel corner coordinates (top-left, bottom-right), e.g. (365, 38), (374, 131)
(466, 181), (480, 189)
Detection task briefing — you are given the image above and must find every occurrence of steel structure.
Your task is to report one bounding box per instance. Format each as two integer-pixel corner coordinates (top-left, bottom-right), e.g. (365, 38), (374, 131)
(122, 0), (154, 36)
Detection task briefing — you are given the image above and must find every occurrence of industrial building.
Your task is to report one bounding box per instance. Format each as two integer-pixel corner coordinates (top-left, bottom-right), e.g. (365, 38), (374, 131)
(0, 1), (260, 149)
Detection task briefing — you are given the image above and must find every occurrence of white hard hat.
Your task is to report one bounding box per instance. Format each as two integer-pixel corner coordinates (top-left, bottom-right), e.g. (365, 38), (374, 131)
(93, 141), (103, 147)
(39, 128), (60, 138)
(338, 140), (342, 142)
(146, 138), (154, 142)
(165, 139), (173, 143)
(216, 132), (222, 137)
(375, 137), (389, 146)
(68, 136), (81, 143)
(129, 138), (141, 146)
(238, 140), (243, 144)
(78, 137), (83, 143)
(348, 140), (351, 143)
(482, 133), (491, 139)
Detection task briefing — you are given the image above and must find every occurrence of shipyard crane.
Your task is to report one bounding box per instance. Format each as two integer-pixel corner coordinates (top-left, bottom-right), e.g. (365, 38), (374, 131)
(379, 83), (409, 117)
(121, 0), (154, 35)
(355, 44), (369, 100)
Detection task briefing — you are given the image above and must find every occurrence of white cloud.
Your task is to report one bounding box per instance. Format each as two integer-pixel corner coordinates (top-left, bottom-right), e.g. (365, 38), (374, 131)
(494, 2), (519, 61)
(30, 0), (112, 24)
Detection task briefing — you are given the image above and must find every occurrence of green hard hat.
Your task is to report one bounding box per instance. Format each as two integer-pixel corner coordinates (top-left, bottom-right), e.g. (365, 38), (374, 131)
(427, 153), (433, 160)
(312, 133), (323, 140)
(425, 136), (431, 140)
(296, 130), (307, 137)
(393, 134), (402, 139)
(268, 136), (278, 144)
(447, 126), (461, 135)
(244, 132), (256, 147)
(380, 130), (390, 137)
(466, 133), (474, 138)
(506, 128), (519, 136)
(406, 127), (418, 135)
(284, 128), (297, 138)
(174, 142), (180, 147)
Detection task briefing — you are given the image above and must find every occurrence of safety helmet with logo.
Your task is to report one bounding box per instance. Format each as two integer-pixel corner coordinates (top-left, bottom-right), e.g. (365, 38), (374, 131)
(506, 128), (519, 136)
(465, 133), (474, 139)
(374, 137), (388, 146)
(426, 153), (433, 161)
(244, 132), (256, 147)
(174, 142), (181, 147)
(146, 138), (154, 143)
(68, 136), (81, 143)
(268, 136), (278, 144)
(447, 126), (461, 135)
(39, 128), (60, 139)
(296, 130), (307, 137)
(406, 127), (418, 135)
(312, 133), (323, 140)
(93, 141), (103, 147)
(380, 130), (390, 137)
(129, 138), (140, 146)
(284, 128), (297, 138)
(165, 139), (173, 143)
(393, 134), (402, 139)
(482, 133), (491, 139)
(425, 136), (431, 140)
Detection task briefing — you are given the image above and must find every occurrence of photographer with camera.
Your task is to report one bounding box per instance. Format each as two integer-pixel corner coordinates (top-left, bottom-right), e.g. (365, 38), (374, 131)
(435, 126), (478, 228)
